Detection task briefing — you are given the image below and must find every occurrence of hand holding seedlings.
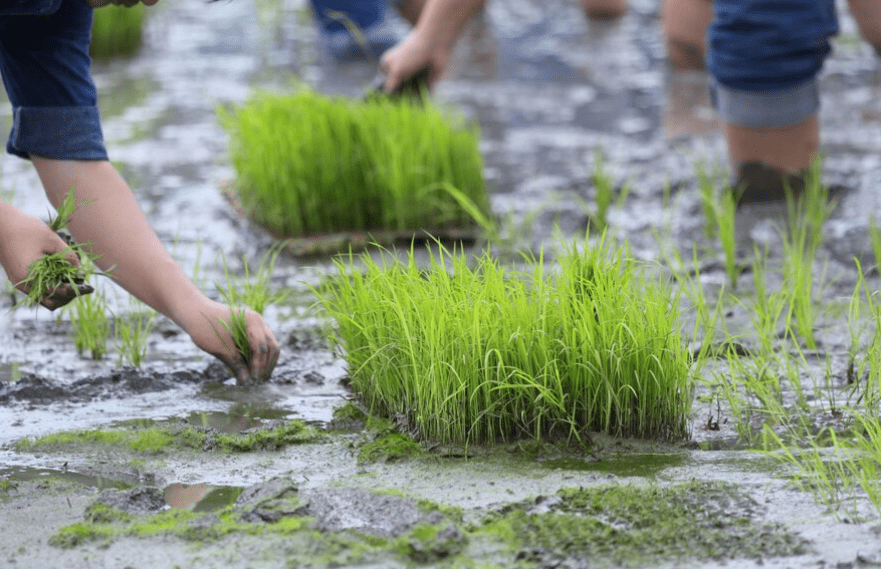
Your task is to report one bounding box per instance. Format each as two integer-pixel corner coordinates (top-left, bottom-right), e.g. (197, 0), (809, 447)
(202, 305), (279, 385)
(0, 200), (93, 311)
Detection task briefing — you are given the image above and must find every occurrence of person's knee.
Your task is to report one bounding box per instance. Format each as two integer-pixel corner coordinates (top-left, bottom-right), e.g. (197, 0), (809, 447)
(848, 0), (881, 51)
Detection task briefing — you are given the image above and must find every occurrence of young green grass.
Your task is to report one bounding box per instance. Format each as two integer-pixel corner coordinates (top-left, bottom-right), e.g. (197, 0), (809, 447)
(215, 243), (288, 315)
(90, 4), (146, 60)
(219, 86), (489, 240)
(587, 149), (629, 232)
(115, 298), (157, 367)
(696, 160), (719, 240)
(65, 289), (111, 360)
(315, 236), (695, 445)
(779, 159), (832, 350)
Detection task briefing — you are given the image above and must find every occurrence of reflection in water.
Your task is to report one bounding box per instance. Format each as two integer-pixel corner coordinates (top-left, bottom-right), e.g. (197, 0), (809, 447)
(164, 483), (242, 511)
(0, 466), (131, 491)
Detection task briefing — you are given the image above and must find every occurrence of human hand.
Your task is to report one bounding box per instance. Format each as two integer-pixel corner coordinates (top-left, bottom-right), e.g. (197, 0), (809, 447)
(85, 0), (159, 8)
(0, 203), (92, 311)
(380, 32), (448, 93)
(184, 298), (280, 385)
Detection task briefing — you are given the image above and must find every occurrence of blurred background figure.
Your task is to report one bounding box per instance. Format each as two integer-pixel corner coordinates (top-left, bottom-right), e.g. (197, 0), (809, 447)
(312, 0), (627, 64)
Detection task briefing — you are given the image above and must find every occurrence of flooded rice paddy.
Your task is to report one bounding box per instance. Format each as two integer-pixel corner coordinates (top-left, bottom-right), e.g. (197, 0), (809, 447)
(2, 0), (881, 567)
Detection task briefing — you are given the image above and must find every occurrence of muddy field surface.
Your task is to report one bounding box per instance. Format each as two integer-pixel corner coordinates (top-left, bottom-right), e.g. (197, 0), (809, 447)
(2, 0), (881, 567)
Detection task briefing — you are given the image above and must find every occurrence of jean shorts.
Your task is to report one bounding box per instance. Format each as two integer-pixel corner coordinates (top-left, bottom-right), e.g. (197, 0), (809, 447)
(707, 0), (837, 127)
(0, 0), (108, 160)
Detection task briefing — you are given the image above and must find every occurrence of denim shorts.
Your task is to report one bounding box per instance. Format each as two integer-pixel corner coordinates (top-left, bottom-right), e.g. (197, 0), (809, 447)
(0, 0), (108, 160)
(707, 0), (837, 127)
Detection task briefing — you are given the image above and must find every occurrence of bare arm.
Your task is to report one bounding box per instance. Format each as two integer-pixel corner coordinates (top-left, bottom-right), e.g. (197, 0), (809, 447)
(381, 0), (486, 92)
(31, 157), (280, 383)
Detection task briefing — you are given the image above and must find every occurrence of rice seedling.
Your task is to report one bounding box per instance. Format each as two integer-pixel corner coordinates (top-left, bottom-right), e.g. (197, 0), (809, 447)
(213, 308), (252, 372)
(717, 174), (739, 290)
(587, 149), (629, 232)
(779, 163), (832, 350)
(65, 289), (111, 360)
(219, 85), (489, 241)
(695, 160), (719, 240)
(90, 4), (146, 60)
(115, 298), (157, 367)
(215, 243), (288, 315)
(868, 216), (881, 274)
(314, 235), (695, 445)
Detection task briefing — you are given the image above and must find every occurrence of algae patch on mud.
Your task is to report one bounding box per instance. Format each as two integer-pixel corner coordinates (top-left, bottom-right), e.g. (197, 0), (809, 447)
(15, 418), (318, 455)
(479, 481), (809, 567)
(49, 478), (808, 568)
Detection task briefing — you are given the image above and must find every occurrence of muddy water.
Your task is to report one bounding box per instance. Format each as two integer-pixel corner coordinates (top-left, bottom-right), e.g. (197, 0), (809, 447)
(2, 0), (881, 567)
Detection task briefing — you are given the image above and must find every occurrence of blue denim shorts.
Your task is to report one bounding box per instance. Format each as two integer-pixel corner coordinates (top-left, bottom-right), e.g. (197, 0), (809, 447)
(707, 0), (837, 127)
(0, 0), (108, 160)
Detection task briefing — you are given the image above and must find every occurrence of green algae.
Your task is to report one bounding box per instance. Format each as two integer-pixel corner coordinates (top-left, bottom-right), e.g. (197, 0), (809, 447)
(15, 419), (318, 455)
(542, 452), (688, 478)
(478, 481), (809, 567)
(47, 480), (807, 567)
(358, 433), (424, 463)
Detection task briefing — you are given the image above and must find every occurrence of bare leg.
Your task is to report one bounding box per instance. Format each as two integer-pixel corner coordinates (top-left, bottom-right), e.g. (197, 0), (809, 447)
(30, 157), (280, 383)
(662, 0), (713, 70)
(723, 115), (820, 203)
(582, 0), (627, 19)
(848, 0), (881, 52)
(724, 115), (820, 175)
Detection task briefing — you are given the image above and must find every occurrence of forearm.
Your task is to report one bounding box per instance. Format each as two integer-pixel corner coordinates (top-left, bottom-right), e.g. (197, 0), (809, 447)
(412, 0), (486, 52)
(30, 157), (202, 324)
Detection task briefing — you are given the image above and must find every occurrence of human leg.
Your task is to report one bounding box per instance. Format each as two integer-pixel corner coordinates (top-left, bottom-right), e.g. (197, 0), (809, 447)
(847, 0), (881, 54)
(581, 0), (627, 19)
(708, 0), (838, 202)
(662, 0), (713, 70)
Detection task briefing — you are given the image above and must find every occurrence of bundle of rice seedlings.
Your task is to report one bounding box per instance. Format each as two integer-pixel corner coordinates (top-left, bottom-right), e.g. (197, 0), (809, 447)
(219, 86), (489, 246)
(315, 237), (695, 446)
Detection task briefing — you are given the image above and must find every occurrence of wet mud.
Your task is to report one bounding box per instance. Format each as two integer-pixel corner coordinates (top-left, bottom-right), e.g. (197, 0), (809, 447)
(3, 0), (881, 567)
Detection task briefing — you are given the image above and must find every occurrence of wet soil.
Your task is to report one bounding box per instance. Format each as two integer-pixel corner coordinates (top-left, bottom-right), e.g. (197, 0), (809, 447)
(2, 0), (881, 567)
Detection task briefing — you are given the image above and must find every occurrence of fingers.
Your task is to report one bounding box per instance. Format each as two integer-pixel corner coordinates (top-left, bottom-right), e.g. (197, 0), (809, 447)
(39, 282), (95, 311)
(247, 316), (280, 383)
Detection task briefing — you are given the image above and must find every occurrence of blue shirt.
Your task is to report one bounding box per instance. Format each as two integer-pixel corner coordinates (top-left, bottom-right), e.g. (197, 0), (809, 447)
(0, 0), (107, 160)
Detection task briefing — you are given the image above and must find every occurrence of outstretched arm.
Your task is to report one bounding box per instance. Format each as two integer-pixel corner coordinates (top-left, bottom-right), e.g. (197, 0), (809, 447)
(31, 157), (280, 383)
(381, 0), (486, 92)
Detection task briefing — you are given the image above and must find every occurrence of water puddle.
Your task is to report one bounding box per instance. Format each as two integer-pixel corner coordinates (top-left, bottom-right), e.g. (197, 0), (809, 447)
(0, 466), (132, 492)
(543, 452), (688, 478)
(182, 403), (292, 434)
(163, 482), (243, 511)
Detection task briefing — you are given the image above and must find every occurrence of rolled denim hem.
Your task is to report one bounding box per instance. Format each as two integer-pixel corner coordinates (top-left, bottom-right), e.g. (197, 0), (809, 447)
(8, 105), (108, 160)
(710, 78), (820, 128)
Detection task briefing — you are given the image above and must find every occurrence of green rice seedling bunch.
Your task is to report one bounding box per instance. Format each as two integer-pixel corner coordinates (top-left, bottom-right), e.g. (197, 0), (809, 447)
(65, 289), (111, 360)
(115, 298), (157, 367)
(90, 4), (146, 60)
(214, 307), (252, 371)
(587, 150), (629, 232)
(315, 237), (694, 445)
(219, 86), (489, 238)
(215, 243), (289, 315)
